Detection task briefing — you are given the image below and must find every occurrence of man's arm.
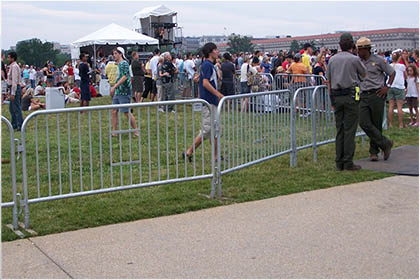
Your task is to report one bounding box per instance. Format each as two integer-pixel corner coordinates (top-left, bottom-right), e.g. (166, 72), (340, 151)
(10, 65), (18, 96)
(203, 79), (223, 100)
(377, 70), (395, 98)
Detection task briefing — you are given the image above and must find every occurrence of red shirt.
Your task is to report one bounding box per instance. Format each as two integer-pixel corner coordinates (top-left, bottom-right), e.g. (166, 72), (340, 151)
(89, 85), (97, 97)
(72, 87), (80, 94)
(68, 66), (74, 76)
(282, 60), (290, 71)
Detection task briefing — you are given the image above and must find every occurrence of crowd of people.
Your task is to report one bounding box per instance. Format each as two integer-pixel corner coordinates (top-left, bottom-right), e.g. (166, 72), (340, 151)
(1, 41), (419, 132)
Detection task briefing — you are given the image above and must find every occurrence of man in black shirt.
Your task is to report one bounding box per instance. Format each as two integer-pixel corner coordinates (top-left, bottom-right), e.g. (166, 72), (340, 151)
(220, 52), (236, 96)
(79, 53), (91, 109)
(131, 51), (145, 102)
(160, 52), (178, 112)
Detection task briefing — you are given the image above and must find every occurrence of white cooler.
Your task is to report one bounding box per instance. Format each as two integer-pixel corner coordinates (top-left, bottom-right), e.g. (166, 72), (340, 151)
(100, 79), (110, 96)
(46, 87), (65, 110)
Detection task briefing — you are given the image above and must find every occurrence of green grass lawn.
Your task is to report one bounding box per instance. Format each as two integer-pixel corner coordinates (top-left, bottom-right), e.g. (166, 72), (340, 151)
(1, 96), (418, 242)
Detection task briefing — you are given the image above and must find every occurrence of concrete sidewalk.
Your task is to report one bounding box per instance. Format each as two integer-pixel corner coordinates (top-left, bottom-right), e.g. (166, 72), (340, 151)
(2, 176), (419, 279)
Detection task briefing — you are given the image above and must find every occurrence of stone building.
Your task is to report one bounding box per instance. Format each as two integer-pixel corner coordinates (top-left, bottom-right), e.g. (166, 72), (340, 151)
(217, 27), (419, 53)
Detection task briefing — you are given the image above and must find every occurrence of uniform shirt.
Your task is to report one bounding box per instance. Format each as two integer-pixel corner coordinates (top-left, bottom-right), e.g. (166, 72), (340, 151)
(326, 51), (366, 90)
(359, 54), (395, 92)
(115, 60), (132, 96)
(199, 59), (219, 106)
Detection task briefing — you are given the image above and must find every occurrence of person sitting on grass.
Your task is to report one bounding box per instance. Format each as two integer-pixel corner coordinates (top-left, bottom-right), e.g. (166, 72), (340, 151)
(34, 81), (46, 96)
(21, 88), (45, 111)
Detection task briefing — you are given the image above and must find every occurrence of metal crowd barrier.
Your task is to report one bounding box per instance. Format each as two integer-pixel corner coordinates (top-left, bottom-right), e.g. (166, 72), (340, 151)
(19, 99), (215, 228)
(3, 82), (388, 229)
(290, 86), (367, 166)
(1, 116), (18, 230)
(274, 73), (326, 92)
(215, 89), (293, 193)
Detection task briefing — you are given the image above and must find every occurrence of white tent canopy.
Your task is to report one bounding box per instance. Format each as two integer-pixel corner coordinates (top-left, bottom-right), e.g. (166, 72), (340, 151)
(72, 23), (159, 47)
(133, 4), (177, 20)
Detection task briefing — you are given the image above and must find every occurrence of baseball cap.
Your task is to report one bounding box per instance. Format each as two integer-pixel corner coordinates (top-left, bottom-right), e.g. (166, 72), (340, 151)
(339, 32), (353, 43)
(116, 47), (127, 60)
(356, 37), (375, 48)
(294, 53), (302, 60)
(392, 48), (403, 54)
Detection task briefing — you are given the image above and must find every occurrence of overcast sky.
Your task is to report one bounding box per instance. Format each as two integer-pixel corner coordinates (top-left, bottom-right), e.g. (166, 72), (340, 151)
(1, 1), (419, 49)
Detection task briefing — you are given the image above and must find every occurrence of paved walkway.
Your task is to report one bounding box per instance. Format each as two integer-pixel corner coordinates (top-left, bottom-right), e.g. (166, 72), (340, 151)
(2, 176), (419, 279)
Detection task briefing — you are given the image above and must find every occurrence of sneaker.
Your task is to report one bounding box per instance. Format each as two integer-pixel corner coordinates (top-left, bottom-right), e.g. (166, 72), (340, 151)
(343, 164), (362, 171)
(414, 122), (419, 127)
(409, 121), (415, 126)
(369, 154), (379, 162)
(383, 140), (394, 161)
(182, 152), (192, 163)
(158, 108), (165, 113)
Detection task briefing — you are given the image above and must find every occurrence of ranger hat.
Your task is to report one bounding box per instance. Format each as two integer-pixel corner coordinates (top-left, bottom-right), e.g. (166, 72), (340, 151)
(339, 32), (353, 43)
(356, 37), (375, 48)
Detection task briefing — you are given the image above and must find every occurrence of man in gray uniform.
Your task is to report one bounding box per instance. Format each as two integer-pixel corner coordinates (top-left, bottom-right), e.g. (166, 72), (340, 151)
(356, 37), (395, 161)
(327, 33), (367, 171)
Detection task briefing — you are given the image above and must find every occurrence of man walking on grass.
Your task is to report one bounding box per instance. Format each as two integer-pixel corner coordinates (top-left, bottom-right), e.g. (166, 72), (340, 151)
(110, 47), (139, 137)
(183, 42), (224, 162)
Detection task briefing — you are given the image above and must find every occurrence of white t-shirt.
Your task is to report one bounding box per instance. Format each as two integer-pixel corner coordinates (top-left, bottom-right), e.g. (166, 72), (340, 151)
(175, 58), (183, 70)
(62, 65), (68, 77)
(184, 59), (195, 80)
(150, 55), (160, 80)
(240, 63), (257, 82)
(406, 77), (419, 98)
(74, 68), (80, 81)
(34, 85), (44, 96)
(29, 69), (36, 80)
(390, 63), (406, 89)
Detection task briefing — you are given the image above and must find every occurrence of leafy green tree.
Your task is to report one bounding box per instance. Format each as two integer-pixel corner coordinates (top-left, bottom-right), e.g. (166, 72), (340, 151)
(226, 33), (254, 54)
(15, 38), (63, 67)
(290, 40), (300, 54)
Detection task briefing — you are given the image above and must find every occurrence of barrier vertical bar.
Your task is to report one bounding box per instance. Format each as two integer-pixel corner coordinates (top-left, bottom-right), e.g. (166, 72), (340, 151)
(35, 116), (40, 197)
(67, 113), (73, 193)
(99, 111), (104, 189)
(312, 87), (318, 162)
(57, 114), (62, 195)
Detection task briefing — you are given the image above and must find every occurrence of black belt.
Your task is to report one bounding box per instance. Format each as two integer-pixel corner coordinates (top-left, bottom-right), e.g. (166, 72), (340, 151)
(331, 88), (355, 96)
(362, 89), (380, 93)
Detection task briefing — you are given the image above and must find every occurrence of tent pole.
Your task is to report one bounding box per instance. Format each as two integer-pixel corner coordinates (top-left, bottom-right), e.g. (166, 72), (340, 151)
(93, 44), (97, 69)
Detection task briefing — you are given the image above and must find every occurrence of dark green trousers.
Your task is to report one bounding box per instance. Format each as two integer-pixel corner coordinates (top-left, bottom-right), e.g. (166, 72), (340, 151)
(333, 94), (359, 169)
(359, 91), (390, 155)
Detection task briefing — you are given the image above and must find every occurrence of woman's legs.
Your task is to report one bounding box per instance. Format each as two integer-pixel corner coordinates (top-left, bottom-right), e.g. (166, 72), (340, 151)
(396, 100), (405, 128)
(388, 99), (395, 127)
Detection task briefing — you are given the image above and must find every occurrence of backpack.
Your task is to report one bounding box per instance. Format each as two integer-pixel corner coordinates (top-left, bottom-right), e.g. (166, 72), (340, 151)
(246, 64), (254, 86)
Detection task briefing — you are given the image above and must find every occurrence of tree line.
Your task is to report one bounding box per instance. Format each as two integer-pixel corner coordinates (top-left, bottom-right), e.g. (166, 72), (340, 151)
(2, 38), (71, 68)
